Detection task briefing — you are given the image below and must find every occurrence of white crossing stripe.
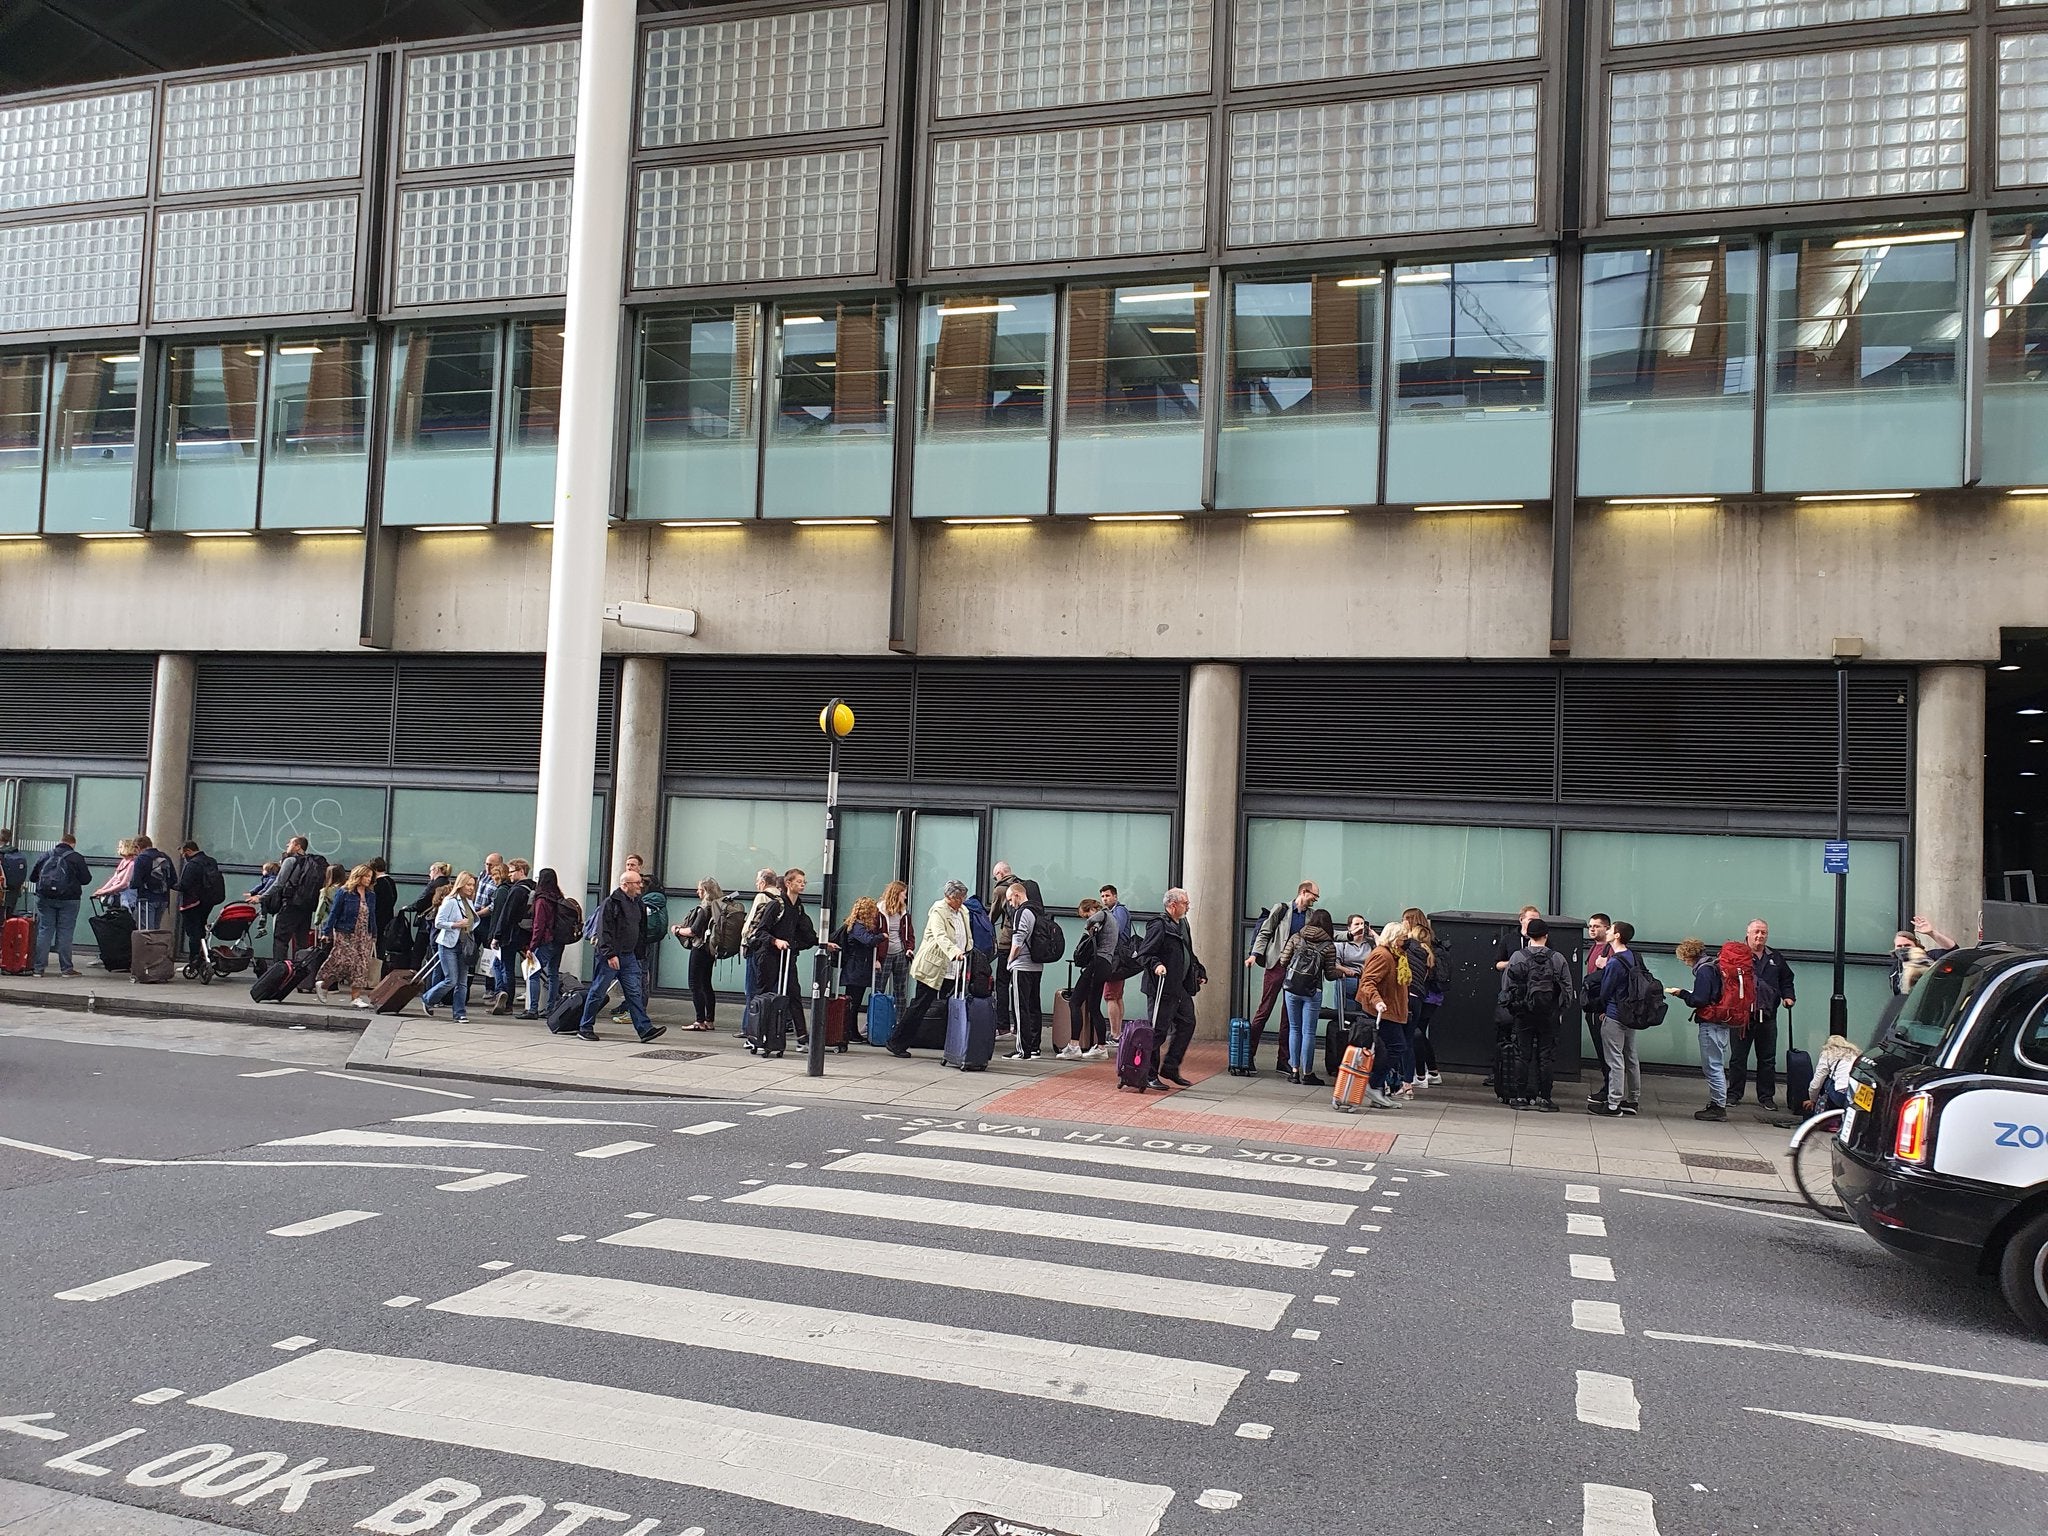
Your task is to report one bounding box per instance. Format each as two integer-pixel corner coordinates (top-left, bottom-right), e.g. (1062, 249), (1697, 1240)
(55, 1260), (210, 1302)
(434, 1270), (1245, 1425)
(1571, 1253), (1616, 1283)
(194, 1350), (1177, 1536)
(1576, 1371), (1641, 1432)
(749, 1105), (802, 1118)
(1566, 1184), (1602, 1204)
(132, 1389), (183, 1404)
(898, 1131), (1378, 1192)
(730, 1185), (1327, 1269)
(264, 1129), (539, 1151)
(1583, 1483), (1661, 1535)
(437, 1172), (526, 1192)
(676, 1121), (737, 1136)
(825, 1153), (1355, 1226)
(575, 1141), (655, 1160)
(402, 1109), (653, 1127)
(1568, 1212), (1608, 1237)
(1573, 1300), (1626, 1335)
(238, 1068), (302, 1079)
(601, 1218), (1294, 1330)
(272, 1337), (316, 1351)
(0, 1135), (92, 1162)
(1741, 1408), (2048, 1475)
(267, 1209), (379, 1238)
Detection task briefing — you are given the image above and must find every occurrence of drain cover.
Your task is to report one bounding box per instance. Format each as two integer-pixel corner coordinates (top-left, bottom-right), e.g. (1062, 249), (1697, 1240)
(943, 1519), (1079, 1536)
(1680, 1151), (1775, 1175)
(633, 1048), (710, 1063)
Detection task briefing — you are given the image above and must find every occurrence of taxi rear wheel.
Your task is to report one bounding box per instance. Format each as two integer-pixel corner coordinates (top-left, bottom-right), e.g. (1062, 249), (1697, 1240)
(1997, 1209), (2048, 1339)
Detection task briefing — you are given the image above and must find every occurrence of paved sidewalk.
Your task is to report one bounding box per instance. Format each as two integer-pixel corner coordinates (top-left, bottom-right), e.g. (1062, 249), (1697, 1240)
(0, 1478), (260, 1535)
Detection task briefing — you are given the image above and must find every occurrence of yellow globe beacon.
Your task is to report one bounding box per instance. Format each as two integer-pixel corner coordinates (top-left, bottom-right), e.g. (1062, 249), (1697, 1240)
(819, 699), (855, 738)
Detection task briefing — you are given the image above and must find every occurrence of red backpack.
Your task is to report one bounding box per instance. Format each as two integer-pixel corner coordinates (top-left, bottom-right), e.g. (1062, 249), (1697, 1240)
(1698, 941), (1755, 1029)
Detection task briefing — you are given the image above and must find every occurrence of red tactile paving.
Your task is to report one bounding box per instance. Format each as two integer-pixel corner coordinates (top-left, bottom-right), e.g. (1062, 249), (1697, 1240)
(978, 1042), (1398, 1155)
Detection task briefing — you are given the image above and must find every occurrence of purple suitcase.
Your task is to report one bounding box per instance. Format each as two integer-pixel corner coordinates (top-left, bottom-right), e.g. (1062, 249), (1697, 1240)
(1115, 1019), (1155, 1091)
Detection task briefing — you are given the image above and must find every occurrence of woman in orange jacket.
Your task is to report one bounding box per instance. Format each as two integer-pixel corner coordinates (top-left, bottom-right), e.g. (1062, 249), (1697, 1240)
(1355, 920), (1413, 1103)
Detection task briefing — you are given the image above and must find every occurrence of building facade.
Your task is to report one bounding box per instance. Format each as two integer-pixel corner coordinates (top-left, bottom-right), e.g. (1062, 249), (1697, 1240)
(1, 0), (2043, 1057)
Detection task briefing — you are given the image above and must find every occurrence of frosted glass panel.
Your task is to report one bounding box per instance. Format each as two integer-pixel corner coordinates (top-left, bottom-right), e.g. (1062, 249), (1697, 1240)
(630, 307), (759, 522)
(937, 0), (1211, 116)
(762, 301), (894, 520)
(0, 353), (45, 535)
(642, 4), (888, 146)
(75, 778), (143, 880)
(1998, 34), (2048, 188)
(189, 780), (387, 869)
(394, 177), (571, 308)
(1244, 818), (1552, 925)
(634, 149), (882, 290)
(0, 90), (153, 213)
(152, 198), (359, 324)
(913, 292), (1054, 519)
(384, 324), (497, 527)
(1612, 0), (1965, 48)
(1219, 271), (1379, 508)
(154, 341), (263, 531)
(911, 812), (982, 911)
(1561, 830), (1900, 954)
(1385, 257), (1553, 503)
(43, 349), (138, 534)
(664, 797), (826, 892)
(991, 808), (1174, 911)
(1983, 215), (2048, 484)
(1057, 282), (1205, 515)
(160, 66), (366, 194)
(1233, 0), (1540, 87)
(1764, 230), (1963, 492)
(404, 40), (580, 171)
(390, 789), (536, 879)
(262, 336), (371, 530)
(0, 215), (145, 335)
(1579, 242), (1758, 497)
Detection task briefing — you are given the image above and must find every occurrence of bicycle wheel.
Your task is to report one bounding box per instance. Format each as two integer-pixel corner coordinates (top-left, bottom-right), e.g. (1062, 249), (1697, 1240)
(1788, 1110), (1850, 1222)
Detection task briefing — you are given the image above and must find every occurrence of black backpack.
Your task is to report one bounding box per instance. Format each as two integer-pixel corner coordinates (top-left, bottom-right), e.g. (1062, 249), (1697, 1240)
(196, 854), (226, 908)
(35, 849), (83, 902)
(1026, 908), (1065, 964)
(1510, 948), (1568, 1019)
(282, 853), (327, 911)
(1284, 937), (1326, 996)
(1615, 952), (1669, 1030)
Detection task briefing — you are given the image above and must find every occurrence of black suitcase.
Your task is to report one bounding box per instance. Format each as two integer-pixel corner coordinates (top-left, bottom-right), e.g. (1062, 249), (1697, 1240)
(546, 985), (589, 1035)
(250, 959), (293, 1003)
(90, 899), (136, 971)
(743, 952), (793, 1056)
(292, 943), (332, 994)
(1783, 1025), (1815, 1116)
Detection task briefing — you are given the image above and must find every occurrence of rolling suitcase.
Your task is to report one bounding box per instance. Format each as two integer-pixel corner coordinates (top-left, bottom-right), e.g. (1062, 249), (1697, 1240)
(823, 995), (850, 1053)
(90, 899), (135, 972)
(547, 985), (590, 1035)
(249, 958), (293, 1003)
(1227, 1015), (1254, 1076)
(1115, 1019), (1155, 1090)
(130, 928), (175, 985)
(291, 943), (332, 994)
(1783, 1023), (1814, 1116)
(372, 962), (431, 1016)
(1050, 967), (1074, 1053)
(1332, 1043), (1375, 1112)
(0, 915), (31, 976)
(743, 953), (792, 1057)
(866, 988), (898, 1049)
(944, 993), (998, 1071)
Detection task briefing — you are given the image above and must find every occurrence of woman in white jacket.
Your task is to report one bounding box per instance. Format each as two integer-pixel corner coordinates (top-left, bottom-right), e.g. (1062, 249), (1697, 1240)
(886, 880), (971, 1057)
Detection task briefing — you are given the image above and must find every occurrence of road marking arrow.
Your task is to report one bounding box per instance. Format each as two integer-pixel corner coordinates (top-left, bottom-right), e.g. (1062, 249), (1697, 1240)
(0, 1412), (67, 1442)
(1747, 1408), (2048, 1474)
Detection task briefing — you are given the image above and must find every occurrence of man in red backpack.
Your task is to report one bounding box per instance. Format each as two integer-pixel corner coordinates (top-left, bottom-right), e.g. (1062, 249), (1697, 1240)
(1672, 937), (1746, 1120)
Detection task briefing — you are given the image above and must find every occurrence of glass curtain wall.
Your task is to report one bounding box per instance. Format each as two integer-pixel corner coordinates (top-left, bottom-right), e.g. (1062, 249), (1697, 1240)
(0, 353), (45, 534)
(1983, 216), (2048, 486)
(498, 321), (564, 524)
(988, 808), (1173, 911)
(261, 338), (372, 530)
(630, 306), (760, 522)
(1244, 818), (1552, 928)
(1764, 228), (1965, 492)
(764, 301), (896, 520)
(913, 293), (1054, 518)
(1218, 271), (1380, 509)
(43, 348), (140, 533)
(153, 340), (263, 531)
(384, 323), (499, 526)
(1580, 242), (1758, 497)
(1057, 281), (1206, 515)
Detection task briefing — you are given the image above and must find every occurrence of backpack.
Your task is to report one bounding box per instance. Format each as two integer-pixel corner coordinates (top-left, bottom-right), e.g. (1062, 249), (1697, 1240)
(1614, 952), (1669, 1030)
(35, 849), (83, 902)
(1025, 908), (1065, 964)
(282, 853), (327, 911)
(556, 895), (583, 945)
(1697, 942), (1752, 1027)
(1108, 925), (1145, 981)
(710, 897), (746, 958)
(0, 847), (24, 897)
(965, 947), (994, 999)
(1509, 948), (1568, 1020)
(581, 902), (601, 944)
(640, 889), (668, 950)
(138, 849), (175, 896)
(966, 896), (995, 955)
(740, 892), (777, 952)
(1284, 936), (1326, 996)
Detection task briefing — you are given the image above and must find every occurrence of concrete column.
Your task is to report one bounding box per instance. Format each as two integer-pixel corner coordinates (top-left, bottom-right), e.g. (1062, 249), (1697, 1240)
(532, 0), (636, 904)
(1183, 662), (1243, 1040)
(609, 655), (666, 887)
(144, 653), (195, 853)
(1915, 664), (1986, 945)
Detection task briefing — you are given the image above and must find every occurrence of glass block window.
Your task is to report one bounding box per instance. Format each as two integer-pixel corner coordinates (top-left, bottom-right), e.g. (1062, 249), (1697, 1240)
(928, 119), (1207, 269)
(641, 3), (888, 148)
(1611, 0), (1965, 48)
(1999, 34), (2048, 187)
(633, 148), (881, 289)
(936, 0), (1212, 117)
(160, 65), (367, 194)
(1232, 0), (1540, 89)
(0, 216), (146, 334)
(403, 40), (580, 171)
(1606, 41), (1970, 217)
(152, 198), (360, 324)
(0, 90), (153, 214)
(1228, 86), (1539, 246)
(393, 177), (572, 307)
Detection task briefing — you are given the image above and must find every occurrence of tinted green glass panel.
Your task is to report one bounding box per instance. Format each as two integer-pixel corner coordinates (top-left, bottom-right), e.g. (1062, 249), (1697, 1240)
(991, 808), (1173, 913)
(389, 788), (535, 879)
(190, 780), (386, 870)
(630, 308), (758, 522)
(914, 292), (1053, 518)
(153, 340), (262, 531)
(1218, 272), (1379, 509)
(1245, 819), (1551, 926)
(44, 349), (139, 533)
(0, 352), (47, 534)
(763, 302), (894, 520)
(384, 324), (497, 527)
(1057, 282), (1206, 515)
(262, 336), (371, 530)
(498, 319), (563, 524)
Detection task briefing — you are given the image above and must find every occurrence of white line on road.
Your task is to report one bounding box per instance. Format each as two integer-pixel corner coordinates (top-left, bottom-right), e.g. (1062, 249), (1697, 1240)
(382, 1296), (419, 1309)
(1570, 1253), (1616, 1283)
(1573, 1301), (1626, 1335)
(1234, 1423), (1272, 1441)
(1568, 1213), (1608, 1237)
(1566, 1184), (1602, 1204)
(55, 1260), (210, 1303)
(0, 1413), (66, 1442)
(193, 1349), (1177, 1536)
(1291, 1329), (1319, 1340)
(98, 1158), (488, 1174)
(825, 1153), (1356, 1226)
(267, 1209), (379, 1239)
(493, 1097), (763, 1106)
(730, 1184), (1328, 1269)
(1582, 1483), (1660, 1535)
(435, 1269), (1246, 1424)
(131, 1389), (182, 1405)
(1744, 1408), (2048, 1474)
(313, 1070), (471, 1099)
(238, 1068), (302, 1079)
(675, 1121), (737, 1136)
(1576, 1371), (1641, 1432)
(272, 1338), (316, 1351)
(401, 1109), (654, 1127)
(0, 1135), (92, 1162)
(436, 1172), (526, 1192)
(1619, 1187), (1846, 1228)
(264, 1130), (541, 1152)
(1266, 1370), (1299, 1383)
(748, 1105), (802, 1118)
(576, 1141), (655, 1160)
(1647, 1332), (2048, 1391)
(601, 1218), (1294, 1330)
(897, 1131), (1380, 1193)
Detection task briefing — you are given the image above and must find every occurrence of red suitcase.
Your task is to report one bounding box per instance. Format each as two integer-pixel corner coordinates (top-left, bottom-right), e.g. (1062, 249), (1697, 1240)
(1, 916), (32, 976)
(1332, 1043), (1374, 1113)
(824, 995), (850, 1053)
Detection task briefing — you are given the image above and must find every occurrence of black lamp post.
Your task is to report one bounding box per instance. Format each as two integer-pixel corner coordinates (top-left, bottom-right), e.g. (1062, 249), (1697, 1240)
(809, 698), (853, 1078)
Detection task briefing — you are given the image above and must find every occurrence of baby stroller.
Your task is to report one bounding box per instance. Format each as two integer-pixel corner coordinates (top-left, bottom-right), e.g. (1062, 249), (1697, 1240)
(186, 901), (259, 984)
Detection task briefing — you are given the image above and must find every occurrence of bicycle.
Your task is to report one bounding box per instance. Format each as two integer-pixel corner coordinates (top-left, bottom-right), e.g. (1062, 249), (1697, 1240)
(1787, 1107), (1851, 1222)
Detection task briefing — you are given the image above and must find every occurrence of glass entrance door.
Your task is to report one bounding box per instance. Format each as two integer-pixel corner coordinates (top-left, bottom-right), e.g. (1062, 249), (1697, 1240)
(909, 811), (983, 908)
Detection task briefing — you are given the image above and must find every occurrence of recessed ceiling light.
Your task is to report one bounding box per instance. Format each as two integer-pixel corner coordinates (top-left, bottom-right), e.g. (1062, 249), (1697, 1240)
(411, 524), (485, 533)
(1089, 512), (1185, 523)
(2004, 487), (2048, 496)
(793, 517), (881, 527)
(660, 520), (743, 529)
(182, 529), (252, 539)
(2021, 708), (2045, 716)
(1117, 289), (1207, 304)
(1415, 501), (1524, 512)
(2024, 771), (2039, 778)
(1794, 492), (1918, 503)
(1606, 496), (1721, 506)
(2030, 738), (2046, 745)
(936, 303), (1017, 317)
(289, 527), (358, 536)
(76, 530), (143, 539)
(942, 516), (1033, 526)
(99, 354), (140, 364)
(2000, 663), (2023, 671)
(244, 348), (267, 358)
(0, 533), (41, 542)
(1247, 507), (1349, 520)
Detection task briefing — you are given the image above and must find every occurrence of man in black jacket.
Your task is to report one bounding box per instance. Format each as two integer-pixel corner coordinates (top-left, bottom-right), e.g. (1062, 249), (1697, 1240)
(28, 832), (92, 978)
(1500, 918), (1576, 1113)
(1730, 918), (1797, 1110)
(1137, 887), (1200, 1089)
(573, 870), (665, 1044)
(268, 836), (323, 961)
(488, 860), (536, 1015)
(174, 841), (223, 968)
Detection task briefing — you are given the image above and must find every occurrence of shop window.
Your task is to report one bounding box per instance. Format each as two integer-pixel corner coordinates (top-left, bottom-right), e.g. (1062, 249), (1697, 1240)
(763, 301), (895, 520)
(1057, 281), (1206, 515)
(154, 339), (264, 531)
(189, 780), (387, 870)
(261, 337), (372, 531)
(913, 292), (1054, 518)
(990, 808), (1173, 912)
(1217, 271), (1379, 510)
(0, 353), (48, 535)
(1384, 256), (1553, 504)
(630, 306), (760, 522)
(1245, 818), (1551, 926)
(72, 775), (143, 892)
(1983, 215), (2048, 487)
(1764, 226), (1964, 492)
(389, 788), (538, 879)
(43, 348), (140, 533)
(1580, 241), (1758, 497)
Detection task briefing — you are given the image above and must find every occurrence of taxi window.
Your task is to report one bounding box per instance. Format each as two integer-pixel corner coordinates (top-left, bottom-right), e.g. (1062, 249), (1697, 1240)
(2013, 993), (2048, 1078)
(1884, 957), (1978, 1053)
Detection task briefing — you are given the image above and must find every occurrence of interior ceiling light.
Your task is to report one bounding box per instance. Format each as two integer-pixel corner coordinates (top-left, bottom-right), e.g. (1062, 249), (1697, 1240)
(0, 533), (41, 542)
(277, 343), (324, 356)
(942, 516), (1032, 526)
(289, 527), (357, 536)
(244, 348), (267, 357)
(183, 529), (252, 538)
(782, 315), (826, 326)
(411, 524), (485, 533)
(1088, 512), (1185, 522)
(1606, 496), (1720, 505)
(660, 520), (743, 528)
(77, 530), (143, 539)
(1116, 289), (1207, 304)
(1832, 230), (1964, 250)
(793, 517), (881, 526)
(2021, 708), (2045, 716)
(1999, 663), (2023, 671)
(1336, 276), (1382, 288)
(1395, 272), (1450, 284)
(1794, 492), (1918, 502)
(936, 303), (1016, 317)
(1415, 501), (1523, 512)
(99, 354), (140, 364)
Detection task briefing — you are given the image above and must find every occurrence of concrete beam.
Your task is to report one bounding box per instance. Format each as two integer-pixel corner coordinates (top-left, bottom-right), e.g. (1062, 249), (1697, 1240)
(1914, 664), (1986, 945)
(1182, 662), (1243, 1041)
(144, 653), (194, 856)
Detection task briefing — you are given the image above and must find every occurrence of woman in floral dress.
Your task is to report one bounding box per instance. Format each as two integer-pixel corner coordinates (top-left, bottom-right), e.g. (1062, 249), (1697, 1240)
(315, 863), (379, 1008)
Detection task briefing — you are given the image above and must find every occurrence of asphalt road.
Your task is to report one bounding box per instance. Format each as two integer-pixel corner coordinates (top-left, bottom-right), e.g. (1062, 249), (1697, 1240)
(1, 1032), (2044, 1536)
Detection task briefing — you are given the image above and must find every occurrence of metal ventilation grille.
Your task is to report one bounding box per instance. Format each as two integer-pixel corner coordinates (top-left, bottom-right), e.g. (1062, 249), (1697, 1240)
(1244, 667), (1559, 800)
(0, 654), (156, 758)
(911, 666), (1184, 790)
(664, 662), (915, 780)
(395, 658), (619, 774)
(194, 657), (396, 763)
(1560, 669), (1912, 813)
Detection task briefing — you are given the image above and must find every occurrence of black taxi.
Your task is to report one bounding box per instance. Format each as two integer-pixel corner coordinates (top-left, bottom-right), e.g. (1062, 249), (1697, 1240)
(1831, 945), (2048, 1337)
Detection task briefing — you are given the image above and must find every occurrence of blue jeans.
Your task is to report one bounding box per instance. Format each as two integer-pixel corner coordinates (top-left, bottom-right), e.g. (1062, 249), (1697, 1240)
(1283, 990), (1319, 1077)
(420, 944), (468, 1020)
(526, 942), (562, 1016)
(580, 952), (654, 1038)
(35, 898), (79, 973)
(1698, 1021), (1731, 1107)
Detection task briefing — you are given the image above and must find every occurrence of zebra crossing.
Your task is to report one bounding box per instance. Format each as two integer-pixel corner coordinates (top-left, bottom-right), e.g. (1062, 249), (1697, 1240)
(170, 1118), (1387, 1535)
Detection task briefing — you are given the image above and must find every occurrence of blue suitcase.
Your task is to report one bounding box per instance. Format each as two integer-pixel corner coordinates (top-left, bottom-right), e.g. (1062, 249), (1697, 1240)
(945, 993), (998, 1071)
(1228, 1015), (1255, 1075)
(866, 989), (898, 1048)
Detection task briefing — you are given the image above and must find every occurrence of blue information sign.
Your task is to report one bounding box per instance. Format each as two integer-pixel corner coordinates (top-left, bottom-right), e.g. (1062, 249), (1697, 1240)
(1823, 840), (1850, 876)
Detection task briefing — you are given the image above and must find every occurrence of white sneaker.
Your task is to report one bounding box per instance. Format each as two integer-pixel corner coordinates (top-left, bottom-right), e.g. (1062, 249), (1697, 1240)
(1083, 1045), (1108, 1060)
(1058, 1044), (1082, 1059)
(1005, 1050), (1028, 1060)
(1427, 1072), (1444, 1086)
(352, 997), (373, 1009)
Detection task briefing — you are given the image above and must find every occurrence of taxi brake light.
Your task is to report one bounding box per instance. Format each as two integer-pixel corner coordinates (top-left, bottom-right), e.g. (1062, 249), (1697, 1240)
(1894, 1092), (1932, 1164)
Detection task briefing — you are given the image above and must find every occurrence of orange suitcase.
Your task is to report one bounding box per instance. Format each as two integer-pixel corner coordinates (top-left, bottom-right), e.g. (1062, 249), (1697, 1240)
(1332, 1043), (1374, 1112)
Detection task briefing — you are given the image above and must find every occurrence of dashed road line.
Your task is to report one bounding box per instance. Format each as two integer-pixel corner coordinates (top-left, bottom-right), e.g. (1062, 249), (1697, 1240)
(1582, 1483), (1660, 1535)
(238, 1068), (302, 1079)
(55, 1260), (210, 1303)
(437, 1172), (526, 1192)
(1568, 1212), (1608, 1237)
(576, 1141), (656, 1160)
(748, 1105), (802, 1118)
(1566, 1184), (1601, 1204)
(267, 1209), (379, 1239)
(131, 1389), (183, 1405)
(272, 1337), (317, 1351)
(1570, 1253), (1616, 1283)
(676, 1121), (737, 1136)
(1575, 1371), (1641, 1432)
(1573, 1300), (1626, 1335)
